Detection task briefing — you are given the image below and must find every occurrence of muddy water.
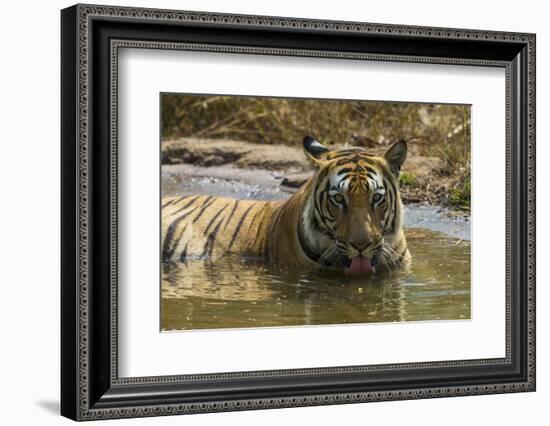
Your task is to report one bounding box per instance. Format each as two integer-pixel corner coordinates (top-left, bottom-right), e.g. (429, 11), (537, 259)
(161, 164), (471, 331)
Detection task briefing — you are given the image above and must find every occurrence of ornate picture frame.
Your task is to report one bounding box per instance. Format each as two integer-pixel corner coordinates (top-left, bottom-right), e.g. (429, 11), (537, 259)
(61, 3), (535, 420)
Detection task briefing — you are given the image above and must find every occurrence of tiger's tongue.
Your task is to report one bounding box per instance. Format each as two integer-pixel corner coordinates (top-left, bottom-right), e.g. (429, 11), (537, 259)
(345, 256), (373, 274)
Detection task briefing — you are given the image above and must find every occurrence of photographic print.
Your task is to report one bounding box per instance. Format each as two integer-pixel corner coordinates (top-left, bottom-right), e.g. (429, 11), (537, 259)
(160, 94), (471, 331)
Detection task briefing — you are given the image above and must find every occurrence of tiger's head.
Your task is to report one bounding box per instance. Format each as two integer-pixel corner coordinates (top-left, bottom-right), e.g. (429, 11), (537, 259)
(300, 135), (408, 274)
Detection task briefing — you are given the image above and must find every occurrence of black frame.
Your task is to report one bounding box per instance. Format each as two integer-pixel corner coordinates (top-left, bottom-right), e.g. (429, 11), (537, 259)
(61, 4), (536, 421)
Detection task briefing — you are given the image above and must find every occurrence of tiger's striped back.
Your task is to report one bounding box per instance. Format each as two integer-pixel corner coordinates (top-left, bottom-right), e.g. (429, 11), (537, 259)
(161, 195), (282, 262)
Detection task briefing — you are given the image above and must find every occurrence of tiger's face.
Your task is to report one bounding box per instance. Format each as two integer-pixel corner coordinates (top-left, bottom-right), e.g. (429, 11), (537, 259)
(301, 136), (407, 274)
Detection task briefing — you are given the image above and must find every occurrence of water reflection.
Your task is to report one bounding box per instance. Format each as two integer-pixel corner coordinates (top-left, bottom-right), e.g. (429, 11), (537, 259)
(161, 228), (470, 331)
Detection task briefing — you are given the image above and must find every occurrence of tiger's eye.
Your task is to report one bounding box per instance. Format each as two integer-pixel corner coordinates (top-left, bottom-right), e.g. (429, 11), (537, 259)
(372, 193), (384, 204)
(333, 193), (345, 204)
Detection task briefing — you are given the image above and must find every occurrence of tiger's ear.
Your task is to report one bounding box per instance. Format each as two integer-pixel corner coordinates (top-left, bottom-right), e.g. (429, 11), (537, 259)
(303, 136), (330, 167)
(384, 140), (407, 177)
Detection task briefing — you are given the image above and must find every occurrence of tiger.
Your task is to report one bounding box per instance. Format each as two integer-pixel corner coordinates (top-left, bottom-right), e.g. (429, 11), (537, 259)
(161, 136), (411, 274)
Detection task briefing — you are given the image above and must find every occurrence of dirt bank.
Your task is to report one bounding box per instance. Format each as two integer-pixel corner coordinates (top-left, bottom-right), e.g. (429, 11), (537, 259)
(162, 138), (310, 172)
(162, 138), (462, 210)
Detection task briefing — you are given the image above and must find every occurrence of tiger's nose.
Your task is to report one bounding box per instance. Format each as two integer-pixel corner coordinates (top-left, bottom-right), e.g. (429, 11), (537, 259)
(349, 237), (373, 253)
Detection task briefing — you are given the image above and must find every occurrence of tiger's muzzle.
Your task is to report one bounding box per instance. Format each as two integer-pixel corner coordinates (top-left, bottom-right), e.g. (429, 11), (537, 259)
(343, 239), (382, 275)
